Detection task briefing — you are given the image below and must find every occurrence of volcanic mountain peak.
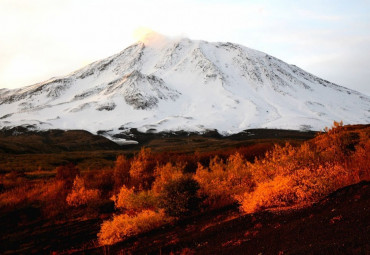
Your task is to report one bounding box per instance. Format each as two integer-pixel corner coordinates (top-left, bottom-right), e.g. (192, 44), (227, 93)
(0, 36), (369, 137)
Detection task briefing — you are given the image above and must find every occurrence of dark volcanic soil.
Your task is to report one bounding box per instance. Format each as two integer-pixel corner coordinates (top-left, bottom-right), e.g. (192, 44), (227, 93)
(83, 181), (369, 255)
(0, 208), (101, 254)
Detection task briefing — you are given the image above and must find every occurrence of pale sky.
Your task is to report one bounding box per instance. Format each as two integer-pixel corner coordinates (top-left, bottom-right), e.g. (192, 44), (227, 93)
(1, 0), (369, 95)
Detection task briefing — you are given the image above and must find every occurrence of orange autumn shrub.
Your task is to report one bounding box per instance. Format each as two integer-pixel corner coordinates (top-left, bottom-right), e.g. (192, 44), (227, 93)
(236, 122), (370, 213)
(247, 144), (293, 183)
(237, 164), (346, 214)
(226, 153), (254, 192)
(98, 209), (171, 246)
(348, 135), (370, 181)
(129, 148), (156, 189)
(111, 185), (157, 212)
(113, 155), (131, 191)
(152, 162), (185, 194)
(237, 175), (296, 213)
(237, 123), (370, 214)
(246, 142), (319, 184)
(112, 185), (134, 208)
(95, 123), (369, 246)
(313, 121), (367, 163)
(195, 154), (254, 207)
(66, 176), (100, 207)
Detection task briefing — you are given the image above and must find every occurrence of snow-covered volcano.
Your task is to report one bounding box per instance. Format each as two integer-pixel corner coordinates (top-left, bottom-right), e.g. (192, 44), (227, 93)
(1, 32), (369, 136)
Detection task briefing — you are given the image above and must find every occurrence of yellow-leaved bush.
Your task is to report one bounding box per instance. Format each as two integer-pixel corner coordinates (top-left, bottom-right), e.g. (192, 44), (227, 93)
(113, 155), (131, 191)
(236, 175), (295, 213)
(194, 154), (254, 208)
(129, 148), (155, 190)
(152, 162), (184, 194)
(98, 209), (171, 246)
(111, 185), (157, 212)
(236, 163), (351, 213)
(236, 122), (370, 214)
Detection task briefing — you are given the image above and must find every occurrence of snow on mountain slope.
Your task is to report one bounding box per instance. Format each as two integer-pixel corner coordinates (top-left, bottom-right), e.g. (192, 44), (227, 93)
(1, 32), (369, 137)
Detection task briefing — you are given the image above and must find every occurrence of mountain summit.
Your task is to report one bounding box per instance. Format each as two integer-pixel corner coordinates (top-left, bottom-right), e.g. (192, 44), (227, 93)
(1, 36), (369, 136)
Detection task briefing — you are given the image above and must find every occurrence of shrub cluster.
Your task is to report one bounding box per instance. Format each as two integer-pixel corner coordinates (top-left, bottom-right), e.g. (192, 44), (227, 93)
(195, 154), (254, 208)
(236, 122), (369, 213)
(98, 149), (203, 245)
(1, 123), (368, 248)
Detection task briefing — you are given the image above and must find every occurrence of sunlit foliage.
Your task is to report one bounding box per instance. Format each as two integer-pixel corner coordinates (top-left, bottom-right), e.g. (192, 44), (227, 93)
(1, 122), (368, 248)
(129, 148), (155, 190)
(98, 209), (171, 246)
(112, 185), (157, 212)
(152, 162), (185, 194)
(113, 155), (131, 191)
(66, 176), (100, 207)
(195, 154), (254, 208)
(237, 122), (369, 213)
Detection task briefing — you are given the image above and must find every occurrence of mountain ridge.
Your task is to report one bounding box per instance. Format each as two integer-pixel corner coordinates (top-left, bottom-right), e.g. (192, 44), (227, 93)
(1, 34), (369, 140)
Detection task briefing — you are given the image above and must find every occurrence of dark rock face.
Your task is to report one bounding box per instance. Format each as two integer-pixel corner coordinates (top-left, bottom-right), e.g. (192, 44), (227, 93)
(121, 71), (180, 109)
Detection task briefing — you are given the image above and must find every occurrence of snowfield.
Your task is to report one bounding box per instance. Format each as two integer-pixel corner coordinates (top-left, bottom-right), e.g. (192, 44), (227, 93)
(1, 33), (369, 138)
